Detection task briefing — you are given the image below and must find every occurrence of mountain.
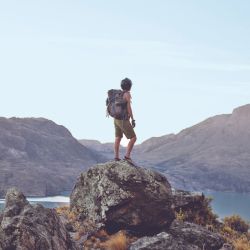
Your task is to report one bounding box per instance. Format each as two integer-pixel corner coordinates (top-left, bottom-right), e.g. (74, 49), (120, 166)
(78, 139), (126, 160)
(80, 104), (250, 193)
(135, 104), (250, 192)
(0, 117), (105, 197)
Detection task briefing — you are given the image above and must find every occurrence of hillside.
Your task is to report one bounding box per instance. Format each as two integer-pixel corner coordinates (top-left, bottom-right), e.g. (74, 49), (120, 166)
(0, 117), (105, 197)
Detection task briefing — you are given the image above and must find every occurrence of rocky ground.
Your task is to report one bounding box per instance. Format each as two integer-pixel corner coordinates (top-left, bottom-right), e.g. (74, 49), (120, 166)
(0, 161), (238, 249)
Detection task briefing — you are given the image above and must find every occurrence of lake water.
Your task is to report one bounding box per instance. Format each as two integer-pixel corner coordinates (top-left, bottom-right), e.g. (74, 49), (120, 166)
(0, 191), (249, 222)
(0, 196), (69, 210)
(204, 191), (250, 221)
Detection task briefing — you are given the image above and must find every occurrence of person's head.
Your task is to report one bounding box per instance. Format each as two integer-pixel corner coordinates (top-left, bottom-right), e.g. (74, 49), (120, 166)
(121, 78), (132, 91)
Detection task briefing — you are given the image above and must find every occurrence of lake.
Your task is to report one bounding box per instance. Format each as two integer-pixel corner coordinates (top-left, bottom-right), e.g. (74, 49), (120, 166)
(0, 195), (69, 210)
(204, 191), (250, 221)
(0, 191), (249, 222)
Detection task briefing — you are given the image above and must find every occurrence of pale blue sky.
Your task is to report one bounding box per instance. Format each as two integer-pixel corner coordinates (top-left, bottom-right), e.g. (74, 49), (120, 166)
(0, 0), (250, 144)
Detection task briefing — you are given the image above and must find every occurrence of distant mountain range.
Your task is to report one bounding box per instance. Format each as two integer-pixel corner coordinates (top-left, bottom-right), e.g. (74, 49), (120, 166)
(0, 118), (105, 198)
(1, 104), (250, 197)
(80, 104), (250, 193)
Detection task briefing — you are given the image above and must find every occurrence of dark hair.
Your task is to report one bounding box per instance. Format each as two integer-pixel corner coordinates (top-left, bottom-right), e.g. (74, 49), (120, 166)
(121, 78), (132, 91)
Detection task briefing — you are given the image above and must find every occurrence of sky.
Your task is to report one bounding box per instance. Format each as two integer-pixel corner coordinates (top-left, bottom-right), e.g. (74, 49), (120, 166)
(0, 0), (250, 145)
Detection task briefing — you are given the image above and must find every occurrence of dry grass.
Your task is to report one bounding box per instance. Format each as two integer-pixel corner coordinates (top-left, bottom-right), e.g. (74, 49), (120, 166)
(175, 208), (186, 222)
(233, 235), (250, 250)
(101, 230), (127, 250)
(83, 228), (138, 250)
(56, 206), (77, 221)
(56, 205), (88, 239)
(220, 215), (250, 250)
(55, 205), (70, 215)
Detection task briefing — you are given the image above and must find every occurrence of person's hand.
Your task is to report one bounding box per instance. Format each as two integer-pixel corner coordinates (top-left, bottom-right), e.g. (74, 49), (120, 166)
(132, 119), (136, 128)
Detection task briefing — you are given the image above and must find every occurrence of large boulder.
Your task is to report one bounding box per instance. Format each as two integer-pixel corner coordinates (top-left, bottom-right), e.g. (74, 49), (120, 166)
(70, 161), (175, 235)
(0, 188), (76, 250)
(129, 220), (225, 250)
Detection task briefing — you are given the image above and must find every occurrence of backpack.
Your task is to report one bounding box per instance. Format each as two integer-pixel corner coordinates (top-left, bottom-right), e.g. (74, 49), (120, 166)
(106, 89), (128, 120)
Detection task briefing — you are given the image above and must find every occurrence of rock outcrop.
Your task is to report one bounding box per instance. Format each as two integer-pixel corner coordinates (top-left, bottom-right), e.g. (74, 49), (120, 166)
(172, 189), (204, 209)
(129, 220), (224, 250)
(70, 161), (175, 235)
(0, 162), (228, 250)
(0, 188), (76, 250)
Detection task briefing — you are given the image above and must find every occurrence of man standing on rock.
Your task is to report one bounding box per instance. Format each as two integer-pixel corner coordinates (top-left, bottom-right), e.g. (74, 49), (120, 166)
(108, 78), (137, 164)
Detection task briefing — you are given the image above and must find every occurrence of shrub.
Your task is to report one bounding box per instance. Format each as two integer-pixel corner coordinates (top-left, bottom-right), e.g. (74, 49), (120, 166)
(233, 235), (250, 250)
(101, 230), (127, 250)
(175, 195), (219, 228)
(55, 205), (70, 215)
(175, 208), (186, 222)
(223, 215), (249, 234)
(221, 225), (237, 237)
(56, 206), (77, 221)
(220, 215), (250, 250)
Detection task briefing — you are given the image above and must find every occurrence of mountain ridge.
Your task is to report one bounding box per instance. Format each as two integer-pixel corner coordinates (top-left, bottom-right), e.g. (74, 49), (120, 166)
(0, 117), (106, 198)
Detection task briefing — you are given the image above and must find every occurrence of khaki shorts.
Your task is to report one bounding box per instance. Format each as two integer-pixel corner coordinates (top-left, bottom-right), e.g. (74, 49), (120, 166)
(114, 119), (136, 139)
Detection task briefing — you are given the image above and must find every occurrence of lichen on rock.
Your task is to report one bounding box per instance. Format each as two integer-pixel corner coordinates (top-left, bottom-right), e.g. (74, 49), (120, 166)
(70, 161), (175, 235)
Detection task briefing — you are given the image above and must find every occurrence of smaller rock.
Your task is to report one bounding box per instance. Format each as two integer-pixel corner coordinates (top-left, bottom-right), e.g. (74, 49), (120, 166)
(0, 187), (76, 250)
(129, 221), (225, 250)
(169, 220), (224, 250)
(129, 231), (198, 250)
(219, 243), (233, 250)
(172, 189), (204, 209)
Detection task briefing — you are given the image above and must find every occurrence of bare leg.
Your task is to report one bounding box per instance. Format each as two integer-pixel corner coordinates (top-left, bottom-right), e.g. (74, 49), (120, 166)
(125, 136), (137, 158)
(114, 137), (122, 159)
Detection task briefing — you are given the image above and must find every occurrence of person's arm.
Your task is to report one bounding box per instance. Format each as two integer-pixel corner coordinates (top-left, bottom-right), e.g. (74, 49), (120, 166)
(124, 92), (134, 120)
